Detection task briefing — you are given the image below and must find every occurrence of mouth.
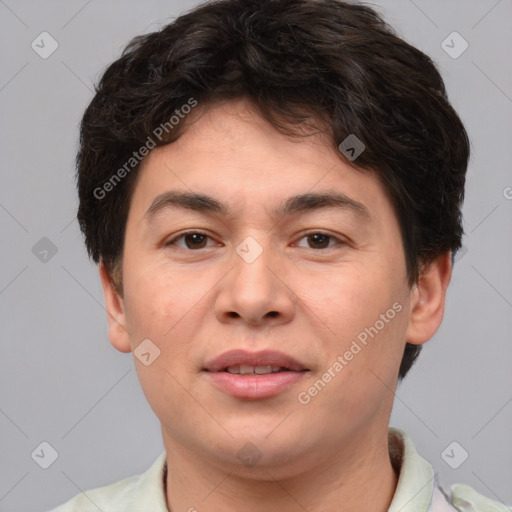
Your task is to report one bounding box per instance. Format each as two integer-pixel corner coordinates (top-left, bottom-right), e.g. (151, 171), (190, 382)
(222, 365), (296, 375)
(203, 349), (309, 373)
(203, 349), (310, 399)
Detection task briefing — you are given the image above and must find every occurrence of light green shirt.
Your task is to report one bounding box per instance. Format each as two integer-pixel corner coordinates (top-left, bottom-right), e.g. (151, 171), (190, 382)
(48, 427), (510, 511)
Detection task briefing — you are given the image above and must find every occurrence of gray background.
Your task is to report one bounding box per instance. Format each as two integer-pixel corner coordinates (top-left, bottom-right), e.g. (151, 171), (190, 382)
(0, 0), (511, 510)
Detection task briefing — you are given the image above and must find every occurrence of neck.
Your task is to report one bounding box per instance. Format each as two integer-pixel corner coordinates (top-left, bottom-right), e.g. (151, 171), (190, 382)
(162, 426), (398, 512)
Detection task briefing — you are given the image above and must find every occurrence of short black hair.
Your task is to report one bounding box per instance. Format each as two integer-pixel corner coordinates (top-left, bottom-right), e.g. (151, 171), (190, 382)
(76, 0), (470, 380)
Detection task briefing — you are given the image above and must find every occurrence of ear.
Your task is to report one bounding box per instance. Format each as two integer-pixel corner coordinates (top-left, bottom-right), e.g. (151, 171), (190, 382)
(405, 251), (453, 345)
(98, 261), (132, 353)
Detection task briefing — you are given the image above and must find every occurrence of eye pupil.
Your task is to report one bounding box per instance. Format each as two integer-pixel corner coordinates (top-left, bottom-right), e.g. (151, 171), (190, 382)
(185, 233), (207, 249)
(309, 233), (330, 249)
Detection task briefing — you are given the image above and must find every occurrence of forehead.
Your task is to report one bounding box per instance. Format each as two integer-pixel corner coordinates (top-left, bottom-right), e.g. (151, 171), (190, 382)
(128, 99), (396, 230)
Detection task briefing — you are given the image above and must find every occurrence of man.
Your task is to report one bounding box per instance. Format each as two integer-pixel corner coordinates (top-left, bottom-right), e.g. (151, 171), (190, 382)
(50, 0), (510, 510)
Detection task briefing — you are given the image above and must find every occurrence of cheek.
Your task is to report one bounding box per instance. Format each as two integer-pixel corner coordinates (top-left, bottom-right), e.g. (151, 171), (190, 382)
(297, 301), (408, 437)
(122, 258), (215, 368)
(121, 259), (183, 349)
(121, 263), (206, 422)
(293, 261), (399, 339)
(293, 258), (410, 398)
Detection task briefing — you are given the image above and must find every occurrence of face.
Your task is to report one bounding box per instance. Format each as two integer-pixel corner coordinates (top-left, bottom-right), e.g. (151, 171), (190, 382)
(101, 98), (449, 477)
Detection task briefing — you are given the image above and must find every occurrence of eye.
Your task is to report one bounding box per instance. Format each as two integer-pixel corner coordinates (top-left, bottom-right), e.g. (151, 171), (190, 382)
(294, 232), (344, 250)
(165, 231), (218, 250)
(165, 231), (345, 251)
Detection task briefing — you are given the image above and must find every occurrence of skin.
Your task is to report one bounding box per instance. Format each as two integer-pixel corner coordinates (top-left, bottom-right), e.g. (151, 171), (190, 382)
(99, 97), (452, 512)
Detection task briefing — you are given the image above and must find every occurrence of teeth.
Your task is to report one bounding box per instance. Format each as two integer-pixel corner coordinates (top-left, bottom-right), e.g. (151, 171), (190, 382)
(254, 365), (274, 375)
(225, 365), (284, 375)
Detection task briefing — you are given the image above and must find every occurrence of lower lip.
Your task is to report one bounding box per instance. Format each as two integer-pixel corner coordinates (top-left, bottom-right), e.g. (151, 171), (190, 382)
(203, 370), (307, 399)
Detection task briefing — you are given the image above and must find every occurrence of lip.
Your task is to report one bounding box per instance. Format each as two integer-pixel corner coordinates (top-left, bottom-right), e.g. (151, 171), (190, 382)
(202, 349), (309, 399)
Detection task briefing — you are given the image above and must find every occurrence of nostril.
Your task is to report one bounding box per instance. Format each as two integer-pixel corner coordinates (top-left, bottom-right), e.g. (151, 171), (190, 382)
(266, 311), (279, 318)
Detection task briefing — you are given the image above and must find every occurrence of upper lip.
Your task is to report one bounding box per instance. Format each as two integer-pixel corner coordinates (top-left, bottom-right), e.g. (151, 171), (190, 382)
(203, 349), (309, 372)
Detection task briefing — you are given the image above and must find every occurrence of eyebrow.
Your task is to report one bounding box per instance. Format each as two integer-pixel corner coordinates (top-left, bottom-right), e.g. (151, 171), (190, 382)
(144, 190), (372, 223)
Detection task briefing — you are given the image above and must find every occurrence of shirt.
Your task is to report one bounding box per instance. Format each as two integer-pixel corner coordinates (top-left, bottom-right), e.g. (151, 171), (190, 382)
(48, 427), (511, 511)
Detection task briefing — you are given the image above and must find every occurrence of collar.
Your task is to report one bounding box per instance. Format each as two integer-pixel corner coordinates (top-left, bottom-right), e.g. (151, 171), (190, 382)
(387, 426), (449, 511)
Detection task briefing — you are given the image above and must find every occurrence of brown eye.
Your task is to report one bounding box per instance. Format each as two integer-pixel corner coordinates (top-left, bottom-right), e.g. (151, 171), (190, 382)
(183, 233), (208, 249)
(307, 233), (331, 249)
(295, 232), (343, 250)
(166, 232), (213, 250)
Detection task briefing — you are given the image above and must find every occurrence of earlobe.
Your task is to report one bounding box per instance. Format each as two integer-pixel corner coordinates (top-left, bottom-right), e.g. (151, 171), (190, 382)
(405, 252), (453, 346)
(98, 261), (132, 353)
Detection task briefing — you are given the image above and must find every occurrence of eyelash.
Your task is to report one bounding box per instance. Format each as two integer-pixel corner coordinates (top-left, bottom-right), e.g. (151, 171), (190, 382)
(165, 231), (346, 251)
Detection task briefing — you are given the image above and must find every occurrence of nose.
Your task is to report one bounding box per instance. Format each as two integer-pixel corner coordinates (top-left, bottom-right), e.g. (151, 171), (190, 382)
(214, 238), (295, 328)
